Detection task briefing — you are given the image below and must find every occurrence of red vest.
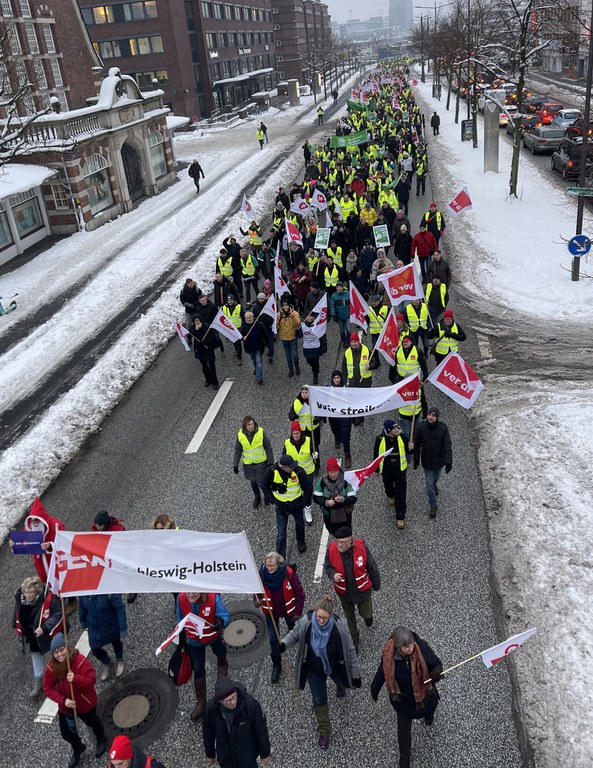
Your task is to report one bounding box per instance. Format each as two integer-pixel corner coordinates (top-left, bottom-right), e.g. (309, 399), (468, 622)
(178, 593), (222, 643)
(15, 592), (63, 638)
(328, 540), (372, 595)
(260, 566), (297, 616)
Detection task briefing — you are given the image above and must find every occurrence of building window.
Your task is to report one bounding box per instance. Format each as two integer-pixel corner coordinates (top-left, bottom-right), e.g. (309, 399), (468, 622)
(99, 35), (162, 58)
(1, 0), (13, 17)
(205, 32), (216, 48)
(149, 129), (166, 178)
(58, 91), (68, 111)
(224, 4), (233, 19)
(6, 23), (21, 54)
(49, 58), (63, 86)
(213, 2), (223, 19)
(0, 200), (14, 250)
(24, 22), (38, 52)
(130, 68), (168, 89)
(42, 24), (56, 53)
(83, 153), (113, 216)
(51, 183), (70, 210)
(33, 59), (47, 90)
(18, 0), (31, 17)
(10, 189), (43, 238)
(201, 1), (212, 17)
(217, 32), (226, 47)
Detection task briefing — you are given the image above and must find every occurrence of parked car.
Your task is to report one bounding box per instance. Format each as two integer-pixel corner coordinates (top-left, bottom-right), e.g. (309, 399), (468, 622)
(499, 105), (518, 126)
(535, 102), (563, 124)
(567, 116), (593, 138)
(524, 94), (547, 113)
(523, 126), (565, 153)
(477, 89), (506, 113)
(505, 113), (539, 135)
(551, 109), (581, 131)
(551, 137), (593, 178)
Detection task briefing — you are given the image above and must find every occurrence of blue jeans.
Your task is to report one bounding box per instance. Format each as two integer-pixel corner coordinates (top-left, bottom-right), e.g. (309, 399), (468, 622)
(337, 318), (351, 345)
(275, 501), (305, 557)
(266, 614), (295, 656)
(424, 467), (442, 507)
(307, 666), (343, 706)
(282, 339), (299, 372)
(187, 636), (226, 678)
(250, 350), (263, 382)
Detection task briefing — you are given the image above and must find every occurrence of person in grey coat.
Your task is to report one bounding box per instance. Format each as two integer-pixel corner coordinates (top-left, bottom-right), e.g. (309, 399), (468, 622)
(234, 415), (274, 508)
(280, 594), (361, 751)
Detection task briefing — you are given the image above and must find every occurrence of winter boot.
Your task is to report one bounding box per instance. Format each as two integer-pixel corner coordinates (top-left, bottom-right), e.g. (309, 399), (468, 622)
(190, 677), (207, 721)
(30, 676), (43, 698)
(271, 654), (282, 684)
(314, 704), (331, 748)
(430, 506), (438, 518)
(217, 653), (229, 679)
(399, 757), (411, 768)
(68, 745), (86, 768)
(344, 453), (352, 469)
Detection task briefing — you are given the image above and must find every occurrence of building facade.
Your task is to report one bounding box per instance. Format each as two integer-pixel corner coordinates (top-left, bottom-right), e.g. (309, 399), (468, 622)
(272, 0), (331, 84)
(77, 0), (277, 119)
(389, 0), (413, 35)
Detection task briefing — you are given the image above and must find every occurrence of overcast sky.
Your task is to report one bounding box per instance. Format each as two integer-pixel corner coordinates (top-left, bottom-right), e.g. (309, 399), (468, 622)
(325, 0), (386, 25)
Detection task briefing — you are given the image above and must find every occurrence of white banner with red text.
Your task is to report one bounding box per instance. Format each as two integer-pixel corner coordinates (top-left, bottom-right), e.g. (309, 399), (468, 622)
(308, 374), (421, 418)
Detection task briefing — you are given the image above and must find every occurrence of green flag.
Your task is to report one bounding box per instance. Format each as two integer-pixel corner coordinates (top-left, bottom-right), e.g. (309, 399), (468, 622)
(330, 130), (369, 148)
(346, 99), (365, 112)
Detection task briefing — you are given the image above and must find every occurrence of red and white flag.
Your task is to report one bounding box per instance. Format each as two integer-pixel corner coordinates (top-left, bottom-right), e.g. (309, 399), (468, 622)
(412, 78), (418, 86)
(333, 198), (343, 221)
(378, 264), (425, 304)
(361, 82), (375, 94)
(289, 197), (311, 218)
(480, 628), (537, 668)
(349, 281), (370, 331)
(374, 309), (400, 364)
(447, 186), (472, 217)
(274, 243), (290, 298)
(310, 293), (328, 338)
(285, 218), (303, 247)
(175, 321), (191, 352)
(211, 308), (242, 343)
(392, 97), (400, 110)
(361, 91), (370, 104)
(325, 210), (333, 228)
(427, 351), (483, 409)
(344, 449), (393, 492)
(155, 613), (207, 656)
(311, 189), (328, 211)
(259, 293), (278, 334)
(241, 193), (253, 217)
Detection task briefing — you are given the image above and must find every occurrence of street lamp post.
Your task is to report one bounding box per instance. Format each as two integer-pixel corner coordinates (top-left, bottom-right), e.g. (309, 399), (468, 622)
(421, 16), (426, 82)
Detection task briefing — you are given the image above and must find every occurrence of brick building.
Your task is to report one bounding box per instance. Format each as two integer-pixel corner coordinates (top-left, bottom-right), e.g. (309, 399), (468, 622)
(77, 0), (277, 119)
(272, 0), (331, 84)
(0, 0), (101, 114)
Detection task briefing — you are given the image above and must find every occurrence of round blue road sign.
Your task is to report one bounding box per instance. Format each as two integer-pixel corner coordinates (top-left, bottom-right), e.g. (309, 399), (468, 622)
(568, 234), (591, 256)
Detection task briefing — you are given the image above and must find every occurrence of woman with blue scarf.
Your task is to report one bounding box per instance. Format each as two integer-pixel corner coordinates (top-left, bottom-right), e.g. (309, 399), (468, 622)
(280, 594), (361, 750)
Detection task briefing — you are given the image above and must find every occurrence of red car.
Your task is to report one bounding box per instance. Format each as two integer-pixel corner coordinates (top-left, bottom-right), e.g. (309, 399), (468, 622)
(535, 102), (563, 125)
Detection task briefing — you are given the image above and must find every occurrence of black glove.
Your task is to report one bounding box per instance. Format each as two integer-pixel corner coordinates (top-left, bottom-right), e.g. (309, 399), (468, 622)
(233, 467), (239, 475)
(445, 464), (452, 474)
(352, 677), (362, 688)
(279, 642), (286, 653)
(430, 671), (444, 683)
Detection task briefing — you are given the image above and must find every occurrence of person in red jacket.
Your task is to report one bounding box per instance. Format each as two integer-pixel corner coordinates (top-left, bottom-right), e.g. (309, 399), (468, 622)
(12, 497), (65, 584)
(43, 633), (106, 767)
(411, 222), (438, 284)
(91, 510), (126, 532)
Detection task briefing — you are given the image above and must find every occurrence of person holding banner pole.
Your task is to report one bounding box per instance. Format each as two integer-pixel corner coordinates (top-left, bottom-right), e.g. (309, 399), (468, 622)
(342, 333), (373, 426)
(327, 370), (353, 468)
(313, 458), (358, 536)
(284, 421), (317, 523)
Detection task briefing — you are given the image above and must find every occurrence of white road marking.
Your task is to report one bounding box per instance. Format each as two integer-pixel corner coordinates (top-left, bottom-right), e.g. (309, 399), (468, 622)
(35, 630), (90, 724)
(476, 332), (494, 361)
(313, 526), (330, 584)
(184, 379), (234, 454)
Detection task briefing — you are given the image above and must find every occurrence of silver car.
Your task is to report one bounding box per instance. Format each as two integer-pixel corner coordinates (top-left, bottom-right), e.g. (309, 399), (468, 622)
(523, 126), (565, 154)
(551, 109), (581, 131)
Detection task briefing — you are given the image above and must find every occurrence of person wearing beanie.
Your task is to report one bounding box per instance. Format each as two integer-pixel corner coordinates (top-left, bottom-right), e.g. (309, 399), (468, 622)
(263, 455), (308, 557)
(342, 331), (372, 389)
(323, 526), (380, 652)
(277, 298), (302, 378)
(289, 261), (313, 315)
(240, 310), (267, 385)
(234, 415), (274, 509)
(284, 420), (317, 524)
(411, 223), (438, 284)
(91, 510), (126, 533)
(405, 298), (431, 358)
(373, 419), (409, 528)
(303, 280), (325, 317)
(321, 254), (340, 299)
(203, 679), (271, 768)
(428, 309), (467, 365)
(411, 406), (452, 518)
(188, 315), (220, 390)
(43, 633), (106, 767)
(222, 294), (244, 365)
(426, 249), (451, 287)
(420, 202), (445, 244)
(425, 275), (449, 325)
(327, 370), (353, 468)
(176, 590), (231, 721)
(329, 280), (351, 349)
(367, 294), (388, 369)
(289, 385), (322, 462)
(313, 457), (357, 535)
(108, 735), (166, 768)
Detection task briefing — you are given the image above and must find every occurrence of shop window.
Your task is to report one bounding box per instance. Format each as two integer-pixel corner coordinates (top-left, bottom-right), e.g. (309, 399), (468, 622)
(83, 154), (113, 216)
(0, 202), (14, 250)
(9, 189), (43, 238)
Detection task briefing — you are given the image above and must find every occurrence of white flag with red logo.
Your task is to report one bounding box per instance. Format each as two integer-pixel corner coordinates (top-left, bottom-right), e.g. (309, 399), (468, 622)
(480, 628), (537, 669)
(361, 82), (375, 94)
(175, 321), (191, 352)
(447, 186), (472, 217)
(241, 193), (253, 217)
(155, 613), (207, 655)
(312, 188), (328, 211)
(310, 293), (328, 338)
(374, 309), (400, 364)
(274, 243), (290, 298)
(344, 449), (393, 492)
(258, 293), (278, 334)
(349, 281), (370, 331)
(378, 264), (425, 304)
(309, 373), (420, 417)
(48, 530), (263, 596)
(285, 218), (303, 247)
(427, 351), (484, 409)
(211, 308), (242, 343)
(351, 87), (361, 100)
(289, 197), (311, 218)
(361, 91), (370, 104)
(412, 78), (418, 86)
(333, 198), (343, 221)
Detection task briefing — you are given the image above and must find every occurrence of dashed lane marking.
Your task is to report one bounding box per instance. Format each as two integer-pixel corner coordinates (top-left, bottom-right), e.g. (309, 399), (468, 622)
(35, 630), (91, 724)
(313, 525), (330, 584)
(184, 379), (234, 454)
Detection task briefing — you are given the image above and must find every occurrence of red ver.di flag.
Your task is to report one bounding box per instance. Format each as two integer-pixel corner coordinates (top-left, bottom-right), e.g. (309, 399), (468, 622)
(211, 309), (242, 343)
(285, 218), (303, 247)
(375, 309), (400, 364)
(349, 281), (370, 331)
(378, 264), (425, 304)
(344, 449), (393, 492)
(241, 193), (253, 217)
(259, 293), (278, 334)
(311, 188), (328, 210)
(427, 351), (483, 409)
(48, 530), (263, 596)
(311, 293), (328, 338)
(175, 321), (191, 352)
(480, 628), (537, 668)
(447, 186), (472, 217)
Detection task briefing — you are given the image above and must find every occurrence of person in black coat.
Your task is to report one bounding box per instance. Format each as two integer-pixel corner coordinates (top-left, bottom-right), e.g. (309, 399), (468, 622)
(203, 678), (271, 768)
(430, 111), (441, 135)
(393, 225), (414, 266)
(411, 406), (452, 517)
(180, 278), (202, 324)
(241, 311), (266, 385)
(395, 174), (412, 217)
(212, 273), (239, 309)
(188, 159), (205, 193)
(371, 626), (443, 768)
(188, 316), (219, 389)
(222, 235), (243, 296)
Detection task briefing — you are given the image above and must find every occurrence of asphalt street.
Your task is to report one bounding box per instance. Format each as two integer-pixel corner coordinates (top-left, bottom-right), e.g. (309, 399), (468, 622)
(0, 176), (528, 767)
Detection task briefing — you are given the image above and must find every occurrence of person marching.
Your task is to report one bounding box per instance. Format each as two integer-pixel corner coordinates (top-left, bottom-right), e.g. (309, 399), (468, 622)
(256, 126), (265, 149)
(373, 419), (409, 528)
(263, 455), (308, 557)
(411, 406), (452, 518)
(279, 595), (360, 750)
(428, 309), (467, 365)
(343, 332), (372, 426)
(313, 457), (357, 535)
(79, 593), (127, 681)
(421, 202), (445, 244)
(239, 248), (260, 303)
(289, 384), (322, 468)
(277, 298), (302, 378)
(254, 551), (305, 683)
(371, 626), (443, 768)
(222, 294), (244, 365)
(323, 526), (380, 653)
(391, 334), (428, 416)
(425, 276), (449, 326)
(284, 420), (317, 525)
(188, 316), (219, 389)
(367, 293), (388, 368)
(317, 106), (325, 126)
(405, 298), (431, 357)
(176, 591), (231, 721)
(107, 735), (166, 768)
(234, 416), (274, 509)
(327, 370), (353, 469)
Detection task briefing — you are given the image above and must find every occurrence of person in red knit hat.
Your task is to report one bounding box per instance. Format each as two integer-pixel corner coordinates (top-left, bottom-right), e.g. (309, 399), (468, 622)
(108, 735), (166, 768)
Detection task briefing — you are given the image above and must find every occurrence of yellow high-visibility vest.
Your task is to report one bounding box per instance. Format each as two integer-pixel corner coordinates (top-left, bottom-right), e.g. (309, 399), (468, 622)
(378, 435), (407, 472)
(271, 469), (302, 503)
(222, 304), (242, 328)
(238, 427), (267, 464)
(284, 436), (315, 475)
(344, 345), (372, 380)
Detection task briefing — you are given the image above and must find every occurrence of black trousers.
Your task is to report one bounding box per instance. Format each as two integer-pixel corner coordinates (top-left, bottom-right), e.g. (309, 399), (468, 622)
(394, 691), (439, 759)
(58, 708), (105, 755)
(200, 358), (218, 385)
(381, 471), (407, 519)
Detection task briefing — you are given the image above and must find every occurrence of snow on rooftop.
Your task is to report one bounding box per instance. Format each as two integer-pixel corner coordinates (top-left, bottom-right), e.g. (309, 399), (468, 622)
(0, 164), (57, 197)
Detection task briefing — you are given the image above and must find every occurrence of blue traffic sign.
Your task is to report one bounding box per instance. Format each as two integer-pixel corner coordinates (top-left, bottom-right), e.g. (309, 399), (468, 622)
(568, 234), (591, 256)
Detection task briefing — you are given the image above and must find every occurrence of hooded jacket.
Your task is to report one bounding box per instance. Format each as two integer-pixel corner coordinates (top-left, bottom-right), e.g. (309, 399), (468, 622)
(24, 498), (64, 582)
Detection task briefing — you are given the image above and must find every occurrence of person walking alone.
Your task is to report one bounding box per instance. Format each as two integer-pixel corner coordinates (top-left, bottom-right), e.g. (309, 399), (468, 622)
(430, 111), (440, 135)
(411, 406), (452, 518)
(188, 158), (205, 193)
(256, 126), (265, 149)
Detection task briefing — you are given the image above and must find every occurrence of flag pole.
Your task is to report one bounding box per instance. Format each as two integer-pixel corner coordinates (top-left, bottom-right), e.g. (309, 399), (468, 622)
(267, 611), (302, 704)
(59, 597), (79, 732)
(423, 651), (483, 684)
